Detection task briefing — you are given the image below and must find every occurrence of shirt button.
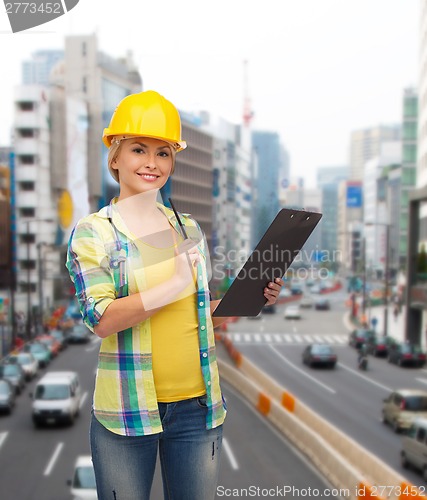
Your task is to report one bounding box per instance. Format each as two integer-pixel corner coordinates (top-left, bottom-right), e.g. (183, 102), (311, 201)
(202, 353), (208, 358)
(207, 381), (211, 386)
(88, 297), (94, 303)
(201, 325), (205, 331)
(199, 301), (204, 307)
(199, 275), (203, 280)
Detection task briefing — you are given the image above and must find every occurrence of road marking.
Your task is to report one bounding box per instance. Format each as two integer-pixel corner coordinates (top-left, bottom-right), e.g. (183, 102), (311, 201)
(254, 334), (262, 343)
(337, 363), (391, 391)
(303, 335), (312, 342)
(0, 432), (8, 450)
(268, 345), (336, 394)
(244, 334), (251, 342)
(416, 378), (427, 385)
(274, 334), (282, 342)
(293, 335), (303, 343)
(283, 334), (292, 342)
(234, 334), (241, 342)
(44, 442), (64, 476)
(313, 335), (324, 342)
(79, 391), (88, 409)
(222, 437), (239, 470)
(264, 334), (272, 342)
(292, 324), (297, 333)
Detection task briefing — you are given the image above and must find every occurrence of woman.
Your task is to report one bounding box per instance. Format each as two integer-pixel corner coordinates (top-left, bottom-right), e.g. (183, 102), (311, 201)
(66, 90), (283, 499)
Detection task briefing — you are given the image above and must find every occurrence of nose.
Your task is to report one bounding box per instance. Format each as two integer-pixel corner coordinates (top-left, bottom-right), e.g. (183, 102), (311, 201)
(145, 152), (157, 169)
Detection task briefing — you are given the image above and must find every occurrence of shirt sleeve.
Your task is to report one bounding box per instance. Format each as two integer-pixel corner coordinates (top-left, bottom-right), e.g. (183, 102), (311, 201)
(66, 218), (116, 332)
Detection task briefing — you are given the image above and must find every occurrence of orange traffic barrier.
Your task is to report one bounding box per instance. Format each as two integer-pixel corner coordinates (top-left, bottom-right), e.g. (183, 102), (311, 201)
(399, 482), (427, 499)
(257, 393), (271, 415)
(281, 392), (295, 412)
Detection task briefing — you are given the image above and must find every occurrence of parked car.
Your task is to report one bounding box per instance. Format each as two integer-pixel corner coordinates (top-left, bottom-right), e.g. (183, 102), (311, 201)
(302, 344), (337, 368)
(388, 342), (426, 367)
(0, 362), (26, 395)
(366, 335), (390, 357)
(67, 455), (97, 499)
(67, 323), (91, 344)
(284, 305), (301, 320)
(35, 334), (61, 358)
(382, 389), (427, 433)
(0, 379), (16, 415)
(401, 417), (427, 480)
(299, 295), (314, 308)
(23, 341), (51, 368)
(348, 328), (375, 349)
(50, 329), (68, 350)
(314, 298), (330, 311)
(8, 352), (38, 381)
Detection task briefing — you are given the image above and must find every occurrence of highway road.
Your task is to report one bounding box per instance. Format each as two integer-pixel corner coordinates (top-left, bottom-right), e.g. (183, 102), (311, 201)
(225, 288), (427, 489)
(0, 329), (343, 499)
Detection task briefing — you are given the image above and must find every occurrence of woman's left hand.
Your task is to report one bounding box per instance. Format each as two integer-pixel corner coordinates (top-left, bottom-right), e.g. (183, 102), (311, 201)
(264, 277), (285, 305)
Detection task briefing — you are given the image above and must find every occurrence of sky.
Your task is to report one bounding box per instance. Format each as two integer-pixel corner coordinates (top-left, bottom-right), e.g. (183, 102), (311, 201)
(0, 0), (420, 188)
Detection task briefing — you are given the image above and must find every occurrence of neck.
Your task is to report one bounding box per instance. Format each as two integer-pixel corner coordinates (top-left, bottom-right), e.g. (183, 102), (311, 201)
(116, 190), (160, 220)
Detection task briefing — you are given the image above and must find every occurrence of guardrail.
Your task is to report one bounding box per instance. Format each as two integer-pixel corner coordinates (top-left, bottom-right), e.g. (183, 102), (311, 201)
(218, 334), (426, 500)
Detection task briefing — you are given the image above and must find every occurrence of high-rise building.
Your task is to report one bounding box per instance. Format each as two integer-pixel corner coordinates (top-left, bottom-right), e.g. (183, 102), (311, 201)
(252, 131), (282, 247)
(349, 125), (401, 181)
(316, 166), (349, 258)
(22, 50), (64, 85)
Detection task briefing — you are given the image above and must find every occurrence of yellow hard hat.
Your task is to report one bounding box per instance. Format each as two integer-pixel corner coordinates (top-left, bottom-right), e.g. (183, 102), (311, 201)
(102, 90), (187, 151)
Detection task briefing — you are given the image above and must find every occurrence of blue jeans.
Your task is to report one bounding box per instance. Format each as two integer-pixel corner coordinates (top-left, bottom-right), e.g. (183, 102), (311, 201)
(90, 396), (223, 500)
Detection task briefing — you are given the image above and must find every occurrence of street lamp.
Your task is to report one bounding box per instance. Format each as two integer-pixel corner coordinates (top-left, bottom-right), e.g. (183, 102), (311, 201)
(365, 221), (390, 337)
(24, 218), (53, 340)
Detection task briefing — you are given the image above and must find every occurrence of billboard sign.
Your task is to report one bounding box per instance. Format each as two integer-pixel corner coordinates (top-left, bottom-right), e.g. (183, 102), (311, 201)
(346, 185), (362, 208)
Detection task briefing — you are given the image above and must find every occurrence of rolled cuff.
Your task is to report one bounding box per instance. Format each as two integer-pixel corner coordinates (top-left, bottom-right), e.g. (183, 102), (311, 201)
(81, 296), (114, 333)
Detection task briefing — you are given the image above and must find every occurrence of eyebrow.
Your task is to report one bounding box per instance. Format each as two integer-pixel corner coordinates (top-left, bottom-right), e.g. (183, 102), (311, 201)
(130, 141), (170, 150)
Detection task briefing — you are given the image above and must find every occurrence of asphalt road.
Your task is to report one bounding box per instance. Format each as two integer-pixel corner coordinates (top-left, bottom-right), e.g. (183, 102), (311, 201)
(224, 288), (427, 489)
(0, 330), (343, 499)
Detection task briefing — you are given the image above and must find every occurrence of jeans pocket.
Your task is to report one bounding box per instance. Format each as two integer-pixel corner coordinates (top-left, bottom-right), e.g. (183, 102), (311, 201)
(197, 395), (208, 408)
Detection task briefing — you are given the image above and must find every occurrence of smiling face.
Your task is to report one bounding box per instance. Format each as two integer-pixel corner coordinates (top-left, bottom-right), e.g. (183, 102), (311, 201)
(111, 137), (174, 199)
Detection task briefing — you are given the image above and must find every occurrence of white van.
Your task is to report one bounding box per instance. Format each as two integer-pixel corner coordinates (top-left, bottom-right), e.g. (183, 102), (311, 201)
(401, 417), (427, 481)
(31, 371), (81, 427)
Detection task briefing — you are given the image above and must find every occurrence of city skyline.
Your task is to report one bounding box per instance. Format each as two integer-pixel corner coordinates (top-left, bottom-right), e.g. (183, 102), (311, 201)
(0, 0), (419, 188)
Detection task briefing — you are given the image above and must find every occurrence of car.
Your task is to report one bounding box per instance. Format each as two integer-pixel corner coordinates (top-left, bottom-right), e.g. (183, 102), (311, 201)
(284, 305), (301, 320)
(7, 352), (39, 381)
(50, 329), (68, 350)
(31, 371), (81, 427)
(0, 362), (26, 395)
(0, 379), (16, 414)
(388, 342), (427, 367)
(314, 298), (330, 311)
(310, 285), (322, 294)
(366, 335), (390, 357)
(382, 389), (427, 433)
(401, 417), (427, 480)
(348, 329), (375, 349)
(67, 323), (91, 344)
(67, 455), (97, 499)
(23, 341), (51, 368)
(34, 334), (61, 358)
(302, 344), (337, 368)
(279, 287), (292, 298)
(299, 295), (314, 308)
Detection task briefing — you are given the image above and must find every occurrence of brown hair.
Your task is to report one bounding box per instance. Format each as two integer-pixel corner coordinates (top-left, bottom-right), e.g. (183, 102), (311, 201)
(107, 136), (177, 183)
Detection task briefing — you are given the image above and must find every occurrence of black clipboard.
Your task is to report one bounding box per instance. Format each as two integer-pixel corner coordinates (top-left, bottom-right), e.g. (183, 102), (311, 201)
(212, 208), (322, 317)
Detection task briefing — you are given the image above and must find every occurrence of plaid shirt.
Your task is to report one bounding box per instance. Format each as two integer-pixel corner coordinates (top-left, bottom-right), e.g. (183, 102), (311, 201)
(66, 198), (226, 436)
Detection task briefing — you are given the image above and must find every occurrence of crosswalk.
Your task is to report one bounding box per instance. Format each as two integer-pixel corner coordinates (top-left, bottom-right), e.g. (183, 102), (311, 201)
(225, 332), (348, 345)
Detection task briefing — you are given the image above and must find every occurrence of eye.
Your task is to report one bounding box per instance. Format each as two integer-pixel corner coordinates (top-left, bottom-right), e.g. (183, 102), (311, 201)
(158, 150), (170, 158)
(132, 148), (144, 154)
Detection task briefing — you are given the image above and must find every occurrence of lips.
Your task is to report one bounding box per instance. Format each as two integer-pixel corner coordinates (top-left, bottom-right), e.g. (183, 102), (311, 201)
(137, 173), (159, 181)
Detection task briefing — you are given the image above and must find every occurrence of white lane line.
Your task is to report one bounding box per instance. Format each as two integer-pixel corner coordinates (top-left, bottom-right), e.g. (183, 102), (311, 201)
(303, 335), (312, 342)
(0, 432), (8, 449)
(332, 335), (346, 344)
(44, 442), (64, 476)
(254, 334), (262, 343)
(264, 334), (272, 343)
(244, 334), (251, 342)
(293, 335), (303, 343)
(222, 437), (239, 470)
(416, 378), (427, 385)
(337, 363), (391, 392)
(234, 334), (241, 342)
(79, 391), (88, 409)
(313, 335), (324, 343)
(268, 345), (336, 394)
(283, 334), (293, 342)
(274, 334), (282, 342)
(292, 324), (297, 333)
